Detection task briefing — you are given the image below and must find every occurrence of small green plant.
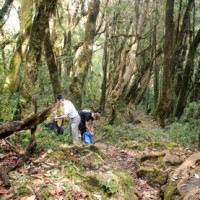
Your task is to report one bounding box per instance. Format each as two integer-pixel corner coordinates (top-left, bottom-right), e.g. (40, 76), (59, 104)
(18, 187), (30, 196)
(101, 180), (120, 197)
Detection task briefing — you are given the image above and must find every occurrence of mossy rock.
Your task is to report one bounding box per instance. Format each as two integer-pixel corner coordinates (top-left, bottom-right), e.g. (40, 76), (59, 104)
(116, 170), (138, 200)
(137, 166), (168, 187)
(146, 142), (167, 150)
(78, 150), (105, 170)
(85, 169), (138, 200)
(161, 183), (182, 200)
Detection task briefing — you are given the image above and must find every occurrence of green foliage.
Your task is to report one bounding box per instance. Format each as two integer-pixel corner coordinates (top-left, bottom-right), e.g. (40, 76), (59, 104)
(18, 187), (31, 196)
(101, 123), (169, 147)
(166, 122), (196, 147)
(101, 180), (120, 197)
(36, 126), (71, 150)
(167, 101), (200, 148)
(0, 92), (20, 121)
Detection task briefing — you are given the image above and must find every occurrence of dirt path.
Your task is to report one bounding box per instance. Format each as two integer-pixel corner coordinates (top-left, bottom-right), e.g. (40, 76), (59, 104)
(97, 143), (161, 200)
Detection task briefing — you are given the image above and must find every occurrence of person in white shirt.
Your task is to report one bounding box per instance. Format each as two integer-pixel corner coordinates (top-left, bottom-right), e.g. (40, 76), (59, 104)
(54, 94), (81, 145)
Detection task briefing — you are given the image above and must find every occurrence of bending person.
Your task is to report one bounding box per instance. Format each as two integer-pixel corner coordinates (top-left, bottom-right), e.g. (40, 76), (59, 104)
(79, 110), (101, 140)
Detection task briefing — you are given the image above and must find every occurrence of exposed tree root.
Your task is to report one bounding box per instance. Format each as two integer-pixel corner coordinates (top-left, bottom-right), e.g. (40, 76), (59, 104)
(171, 152), (200, 179)
(140, 151), (166, 162)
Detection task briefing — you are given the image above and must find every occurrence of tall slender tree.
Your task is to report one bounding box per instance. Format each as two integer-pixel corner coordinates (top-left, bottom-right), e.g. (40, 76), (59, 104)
(155, 0), (175, 127)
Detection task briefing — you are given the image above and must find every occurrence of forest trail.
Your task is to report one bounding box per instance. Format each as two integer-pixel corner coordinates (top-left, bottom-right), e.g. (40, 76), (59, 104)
(0, 110), (199, 199)
(98, 143), (161, 199)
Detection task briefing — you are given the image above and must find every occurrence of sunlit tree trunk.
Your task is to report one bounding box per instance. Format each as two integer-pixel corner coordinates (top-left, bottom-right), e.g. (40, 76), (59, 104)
(155, 0), (174, 127)
(21, 0), (58, 117)
(108, 0), (149, 123)
(108, 0), (149, 101)
(70, 0), (100, 109)
(4, 0), (33, 92)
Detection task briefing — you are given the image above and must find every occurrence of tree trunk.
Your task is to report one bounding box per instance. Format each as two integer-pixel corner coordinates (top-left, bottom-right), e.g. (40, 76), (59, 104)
(173, 0), (194, 99)
(70, 0), (100, 109)
(21, 0), (58, 117)
(44, 22), (62, 99)
(0, 103), (59, 139)
(175, 28), (200, 117)
(109, 0), (149, 102)
(154, 0), (175, 127)
(99, 27), (108, 112)
(190, 60), (200, 102)
(4, 0), (33, 92)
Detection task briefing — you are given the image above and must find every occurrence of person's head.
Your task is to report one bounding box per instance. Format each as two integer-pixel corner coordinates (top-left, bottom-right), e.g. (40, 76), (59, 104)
(56, 94), (65, 102)
(92, 112), (101, 120)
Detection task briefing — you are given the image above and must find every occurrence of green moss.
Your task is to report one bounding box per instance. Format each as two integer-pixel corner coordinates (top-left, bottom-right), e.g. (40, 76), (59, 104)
(101, 180), (120, 197)
(137, 166), (168, 187)
(165, 142), (179, 149)
(40, 186), (53, 199)
(18, 187), (31, 196)
(121, 141), (142, 150)
(116, 171), (138, 200)
(161, 183), (182, 200)
(49, 150), (66, 161)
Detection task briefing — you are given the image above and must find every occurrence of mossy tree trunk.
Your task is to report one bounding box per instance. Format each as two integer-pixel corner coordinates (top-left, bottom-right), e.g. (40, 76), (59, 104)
(107, 0), (149, 123)
(20, 0), (58, 117)
(3, 0), (33, 92)
(44, 22), (62, 99)
(70, 0), (100, 109)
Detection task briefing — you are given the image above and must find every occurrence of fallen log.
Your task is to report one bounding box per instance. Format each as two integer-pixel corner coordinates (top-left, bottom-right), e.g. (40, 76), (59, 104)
(0, 102), (59, 139)
(0, 102), (59, 186)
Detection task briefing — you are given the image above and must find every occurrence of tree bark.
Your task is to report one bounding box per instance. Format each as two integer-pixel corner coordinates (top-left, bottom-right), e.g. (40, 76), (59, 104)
(4, 0), (33, 92)
(99, 27), (108, 112)
(44, 22), (62, 99)
(190, 60), (200, 102)
(21, 0), (58, 116)
(0, 103), (59, 139)
(175, 28), (200, 117)
(154, 0), (175, 127)
(70, 0), (100, 109)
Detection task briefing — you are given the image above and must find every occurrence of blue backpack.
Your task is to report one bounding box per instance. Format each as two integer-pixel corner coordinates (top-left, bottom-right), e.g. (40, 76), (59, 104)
(83, 132), (93, 144)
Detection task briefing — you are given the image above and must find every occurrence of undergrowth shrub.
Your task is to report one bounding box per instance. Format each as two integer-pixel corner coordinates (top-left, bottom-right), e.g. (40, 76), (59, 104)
(167, 101), (200, 148)
(101, 122), (169, 146)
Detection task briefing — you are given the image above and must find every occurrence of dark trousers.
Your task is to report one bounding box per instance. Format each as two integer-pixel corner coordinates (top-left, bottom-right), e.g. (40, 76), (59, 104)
(46, 120), (64, 135)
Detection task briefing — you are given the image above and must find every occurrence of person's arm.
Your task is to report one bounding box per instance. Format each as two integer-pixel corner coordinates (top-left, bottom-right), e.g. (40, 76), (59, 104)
(86, 120), (94, 135)
(54, 114), (68, 120)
